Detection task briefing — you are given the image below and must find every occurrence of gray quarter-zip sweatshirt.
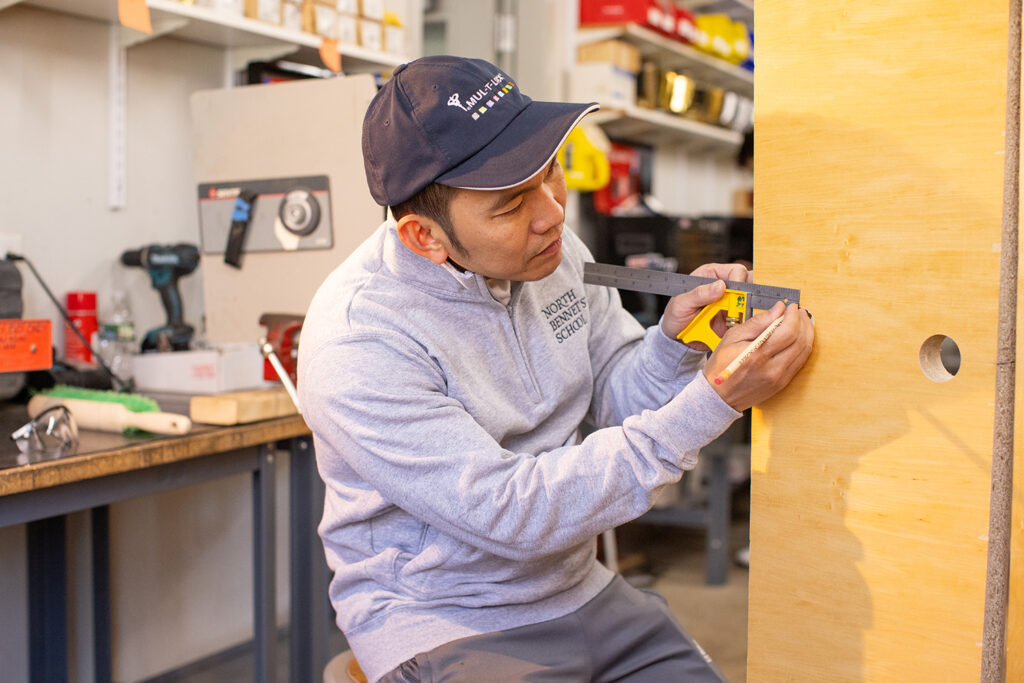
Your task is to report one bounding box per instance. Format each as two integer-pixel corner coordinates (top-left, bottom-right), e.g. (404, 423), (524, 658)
(298, 220), (740, 682)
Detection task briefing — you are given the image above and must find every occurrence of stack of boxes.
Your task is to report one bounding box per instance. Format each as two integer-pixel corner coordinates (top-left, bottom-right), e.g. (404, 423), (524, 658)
(571, 39), (642, 109)
(578, 0), (751, 68)
(211, 0), (405, 55)
(574, 0), (753, 133)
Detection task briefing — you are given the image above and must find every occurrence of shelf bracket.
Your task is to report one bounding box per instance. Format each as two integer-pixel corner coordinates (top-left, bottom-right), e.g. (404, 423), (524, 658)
(108, 24), (127, 210)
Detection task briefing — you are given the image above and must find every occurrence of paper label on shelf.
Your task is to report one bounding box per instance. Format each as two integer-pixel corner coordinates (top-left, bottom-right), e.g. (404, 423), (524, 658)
(320, 38), (342, 72)
(118, 0), (152, 34)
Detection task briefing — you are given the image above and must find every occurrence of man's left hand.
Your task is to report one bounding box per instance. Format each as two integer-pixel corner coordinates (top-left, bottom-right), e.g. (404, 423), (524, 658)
(660, 262), (752, 350)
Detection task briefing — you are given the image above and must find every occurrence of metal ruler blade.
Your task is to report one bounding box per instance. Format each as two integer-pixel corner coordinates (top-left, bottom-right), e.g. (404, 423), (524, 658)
(583, 262), (801, 312)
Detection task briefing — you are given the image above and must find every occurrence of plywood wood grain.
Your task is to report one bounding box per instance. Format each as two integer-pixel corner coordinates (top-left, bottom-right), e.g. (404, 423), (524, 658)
(750, 2), (1014, 679)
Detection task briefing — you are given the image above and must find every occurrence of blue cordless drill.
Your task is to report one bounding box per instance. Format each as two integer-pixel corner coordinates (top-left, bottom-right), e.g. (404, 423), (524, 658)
(121, 244), (200, 352)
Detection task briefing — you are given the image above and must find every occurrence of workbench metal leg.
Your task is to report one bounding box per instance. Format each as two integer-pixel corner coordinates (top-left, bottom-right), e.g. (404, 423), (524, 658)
(27, 515), (67, 683)
(92, 506), (112, 683)
(253, 445), (277, 683)
(705, 454), (730, 585)
(290, 436), (329, 683)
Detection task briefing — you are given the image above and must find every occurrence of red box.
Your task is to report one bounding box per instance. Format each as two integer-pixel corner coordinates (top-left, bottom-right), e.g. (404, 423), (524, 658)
(580, 0), (658, 29)
(593, 142), (646, 215)
(649, 0), (677, 35)
(675, 6), (698, 44)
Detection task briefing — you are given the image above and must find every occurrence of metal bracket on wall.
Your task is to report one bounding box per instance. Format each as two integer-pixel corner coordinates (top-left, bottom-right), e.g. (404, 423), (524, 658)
(107, 17), (187, 210)
(108, 24), (127, 210)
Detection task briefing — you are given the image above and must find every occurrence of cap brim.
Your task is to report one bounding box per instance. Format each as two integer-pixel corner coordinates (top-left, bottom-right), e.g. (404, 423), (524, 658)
(435, 100), (600, 191)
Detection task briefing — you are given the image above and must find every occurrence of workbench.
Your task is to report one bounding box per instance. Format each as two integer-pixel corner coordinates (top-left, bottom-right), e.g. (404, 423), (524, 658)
(0, 403), (329, 683)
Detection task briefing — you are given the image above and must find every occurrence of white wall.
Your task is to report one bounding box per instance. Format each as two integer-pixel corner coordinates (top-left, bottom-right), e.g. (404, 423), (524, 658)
(653, 146), (752, 217)
(1, 6), (215, 349)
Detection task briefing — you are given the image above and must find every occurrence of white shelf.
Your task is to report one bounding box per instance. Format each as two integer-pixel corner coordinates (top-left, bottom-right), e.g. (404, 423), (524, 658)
(577, 23), (753, 97)
(20, 0), (404, 72)
(589, 103), (743, 153)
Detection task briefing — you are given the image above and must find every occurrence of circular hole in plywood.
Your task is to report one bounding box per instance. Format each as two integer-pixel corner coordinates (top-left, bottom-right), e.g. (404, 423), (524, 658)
(919, 335), (961, 382)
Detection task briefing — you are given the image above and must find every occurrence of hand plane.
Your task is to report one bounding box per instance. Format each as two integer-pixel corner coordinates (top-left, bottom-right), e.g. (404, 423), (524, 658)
(583, 262), (801, 350)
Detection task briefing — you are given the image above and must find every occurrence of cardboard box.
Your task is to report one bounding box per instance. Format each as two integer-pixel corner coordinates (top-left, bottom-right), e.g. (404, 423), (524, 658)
(303, 2), (338, 38)
(358, 0), (383, 20)
(384, 23), (405, 55)
(281, 1), (302, 31)
(244, 0), (280, 24)
(358, 18), (383, 50)
(133, 343), (272, 395)
(577, 39), (641, 74)
(338, 12), (358, 43)
(569, 62), (637, 108)
(197, 0), (245, 14)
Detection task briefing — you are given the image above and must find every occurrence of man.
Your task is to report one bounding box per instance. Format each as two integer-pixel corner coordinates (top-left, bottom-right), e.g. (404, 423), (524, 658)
(298, 55), (814, 682)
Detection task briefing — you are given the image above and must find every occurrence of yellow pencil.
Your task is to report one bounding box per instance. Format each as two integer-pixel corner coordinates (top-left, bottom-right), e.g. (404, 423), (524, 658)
(713, 316), (786, 385)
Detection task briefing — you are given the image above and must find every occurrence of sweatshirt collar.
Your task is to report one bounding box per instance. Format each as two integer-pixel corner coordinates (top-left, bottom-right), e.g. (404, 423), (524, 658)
(381, 218), (498, 302)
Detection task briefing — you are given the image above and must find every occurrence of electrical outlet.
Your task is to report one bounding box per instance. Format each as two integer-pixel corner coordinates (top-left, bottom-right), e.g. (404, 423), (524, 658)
(0, 232), (24, 258)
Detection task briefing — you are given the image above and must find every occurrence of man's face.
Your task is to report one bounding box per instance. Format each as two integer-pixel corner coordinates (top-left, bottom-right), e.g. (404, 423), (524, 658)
(442, 159), (568, 282)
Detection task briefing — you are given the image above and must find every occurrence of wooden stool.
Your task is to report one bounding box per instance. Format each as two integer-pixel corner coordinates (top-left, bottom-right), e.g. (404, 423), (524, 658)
(322, 649), (367, 683)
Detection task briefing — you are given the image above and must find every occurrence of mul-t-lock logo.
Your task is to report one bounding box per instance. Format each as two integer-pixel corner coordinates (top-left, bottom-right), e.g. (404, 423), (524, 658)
(447, 74), (517, 121)
(542, 288), (588, 344)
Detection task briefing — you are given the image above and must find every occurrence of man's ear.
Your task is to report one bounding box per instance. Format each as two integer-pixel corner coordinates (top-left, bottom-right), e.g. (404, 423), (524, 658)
(396, 214), (450, 265)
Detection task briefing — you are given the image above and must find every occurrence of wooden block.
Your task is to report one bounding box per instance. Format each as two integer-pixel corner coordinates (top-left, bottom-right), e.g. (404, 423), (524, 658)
(190, 387), (297, 426)
(750, 1), (1016, 680)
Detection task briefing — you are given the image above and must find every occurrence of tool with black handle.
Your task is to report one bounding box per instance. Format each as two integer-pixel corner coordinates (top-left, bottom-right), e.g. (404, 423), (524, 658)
(225, 189), (258, 268)
(121, 244), (199, 351)
(583, 262), (801, 350)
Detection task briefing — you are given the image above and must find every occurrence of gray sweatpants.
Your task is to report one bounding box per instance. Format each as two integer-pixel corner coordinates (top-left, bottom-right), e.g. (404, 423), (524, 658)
(379, 574), (727, 682)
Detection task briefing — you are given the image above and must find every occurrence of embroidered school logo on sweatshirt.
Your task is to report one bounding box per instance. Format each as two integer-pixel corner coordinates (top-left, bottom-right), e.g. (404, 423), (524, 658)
(541, 288), (588, 343)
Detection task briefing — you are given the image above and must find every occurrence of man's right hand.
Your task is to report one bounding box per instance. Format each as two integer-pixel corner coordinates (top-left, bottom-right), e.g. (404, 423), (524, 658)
(702, 301), (815, 412)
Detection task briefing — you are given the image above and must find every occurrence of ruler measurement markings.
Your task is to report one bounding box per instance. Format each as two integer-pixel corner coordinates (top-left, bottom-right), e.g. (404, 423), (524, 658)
(582, 263), (800, 312)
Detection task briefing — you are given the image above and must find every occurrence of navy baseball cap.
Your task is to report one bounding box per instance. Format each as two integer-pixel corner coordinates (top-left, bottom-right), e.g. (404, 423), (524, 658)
(362, 55), (599, 207)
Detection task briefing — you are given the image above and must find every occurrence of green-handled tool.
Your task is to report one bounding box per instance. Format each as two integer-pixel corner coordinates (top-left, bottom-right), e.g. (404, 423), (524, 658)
(583, 262), (801, 350)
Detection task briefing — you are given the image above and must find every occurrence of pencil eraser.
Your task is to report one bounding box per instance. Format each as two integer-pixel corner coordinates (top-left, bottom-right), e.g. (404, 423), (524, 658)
(714, 377), (722, 385)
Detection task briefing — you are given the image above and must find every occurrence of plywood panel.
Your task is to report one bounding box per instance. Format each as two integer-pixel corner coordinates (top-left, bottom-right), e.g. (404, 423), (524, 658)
(1007, 43), (1024, 682)
(750, 2), (1012, 679)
